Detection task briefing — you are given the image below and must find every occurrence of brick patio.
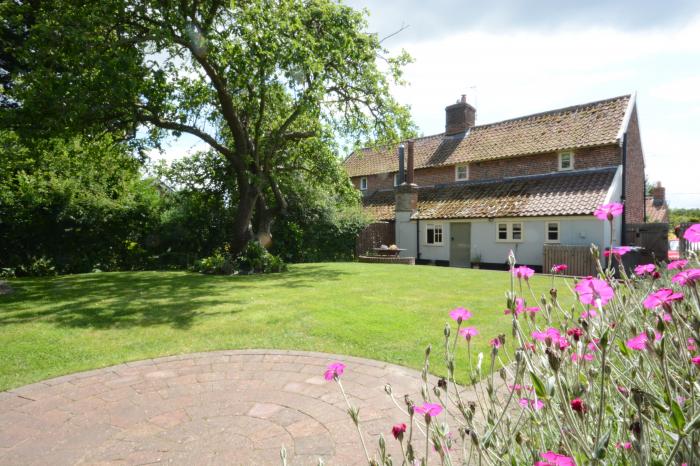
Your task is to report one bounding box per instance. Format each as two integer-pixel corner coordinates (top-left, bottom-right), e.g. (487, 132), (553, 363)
(0, 350), (451, 465)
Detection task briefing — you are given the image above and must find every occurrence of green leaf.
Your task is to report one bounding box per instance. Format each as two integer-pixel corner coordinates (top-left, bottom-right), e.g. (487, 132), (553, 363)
(617, 339), (631, 357)
(593, 430), (611, 459)
(530, 371), (546, 399)
(669, 400), (686, 432)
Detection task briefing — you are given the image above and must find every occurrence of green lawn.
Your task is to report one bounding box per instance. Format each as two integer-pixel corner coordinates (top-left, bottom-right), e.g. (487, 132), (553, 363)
(0, 263), (572, 391)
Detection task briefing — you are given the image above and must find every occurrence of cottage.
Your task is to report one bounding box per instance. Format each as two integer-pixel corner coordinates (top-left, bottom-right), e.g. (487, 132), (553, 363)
(344, 94), (646, 271)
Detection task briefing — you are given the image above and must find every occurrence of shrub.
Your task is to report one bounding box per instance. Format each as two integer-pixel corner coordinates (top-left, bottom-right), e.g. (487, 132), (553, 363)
(18, 256), (57, 277)
(193, 250), (235, 275)
(317, 215), (700, 465)
(235, 241), (287, 274)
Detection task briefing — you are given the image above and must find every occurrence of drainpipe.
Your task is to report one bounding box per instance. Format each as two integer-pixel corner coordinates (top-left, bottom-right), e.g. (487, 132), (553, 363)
(416, 215), (421, 260)
(621, 133), (628, 245)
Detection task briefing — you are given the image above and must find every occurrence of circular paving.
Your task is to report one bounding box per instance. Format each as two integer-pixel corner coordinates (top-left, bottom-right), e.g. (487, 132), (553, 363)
(0, 350), (436, 465)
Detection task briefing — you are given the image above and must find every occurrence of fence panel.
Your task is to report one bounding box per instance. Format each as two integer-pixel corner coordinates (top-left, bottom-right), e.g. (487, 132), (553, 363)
(679, 222), (700, 258)
(355, 222), (395, 257)
(624, 223), (669, 260)
(543, 244), (598, 277)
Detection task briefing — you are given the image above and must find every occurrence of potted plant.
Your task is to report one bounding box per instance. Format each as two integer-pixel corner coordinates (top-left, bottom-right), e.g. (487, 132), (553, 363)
(471, 253), (482, 269)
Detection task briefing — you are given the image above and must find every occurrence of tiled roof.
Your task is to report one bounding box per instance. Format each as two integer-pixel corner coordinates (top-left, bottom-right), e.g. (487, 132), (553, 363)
(645, 197), (669, 223)
(362, 168), (616, 221)
(345, 95), (631, 177)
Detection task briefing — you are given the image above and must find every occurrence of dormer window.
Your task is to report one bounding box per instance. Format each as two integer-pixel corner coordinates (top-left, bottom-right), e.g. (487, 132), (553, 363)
(360, 177), (368, 190)
(558, 152), (574, 171)
(455, 164), (469, 181)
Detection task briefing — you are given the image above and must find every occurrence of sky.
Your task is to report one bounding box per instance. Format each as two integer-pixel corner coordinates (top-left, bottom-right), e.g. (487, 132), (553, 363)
(158, 0), (700, 208)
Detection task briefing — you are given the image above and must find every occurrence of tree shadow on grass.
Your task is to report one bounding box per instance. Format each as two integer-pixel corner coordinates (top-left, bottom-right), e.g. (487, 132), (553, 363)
(0, 264), (348, 329)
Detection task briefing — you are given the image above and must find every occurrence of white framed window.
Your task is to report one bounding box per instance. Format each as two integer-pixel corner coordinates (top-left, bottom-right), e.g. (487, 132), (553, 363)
(393, 171), (407, 187)
(496, 222), (525, 242)
(426, 224), (444, 245)
(455, 164), (469, 181)
(558, 152), (574, 171)
(545, 221), (560, 243)
(359, 176), (368, 191)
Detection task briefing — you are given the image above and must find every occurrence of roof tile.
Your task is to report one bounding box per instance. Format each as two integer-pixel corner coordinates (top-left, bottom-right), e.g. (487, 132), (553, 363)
(362, 168), (616, 221)
(345, 95), (631, 177)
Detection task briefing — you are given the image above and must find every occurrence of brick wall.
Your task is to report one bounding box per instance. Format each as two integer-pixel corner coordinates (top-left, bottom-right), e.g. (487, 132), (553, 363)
(351, 144), (621, 193)
(470, 145), (620, 180)
(623, 106), (645, 223)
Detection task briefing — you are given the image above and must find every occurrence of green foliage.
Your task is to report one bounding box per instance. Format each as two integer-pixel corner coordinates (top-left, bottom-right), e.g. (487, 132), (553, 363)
(670, 208), (700, 228)
(235, 241), (287, 274)
(193, 250), (235, 275)
(2, 0), (415, 255)
(0, 131), (165, 274)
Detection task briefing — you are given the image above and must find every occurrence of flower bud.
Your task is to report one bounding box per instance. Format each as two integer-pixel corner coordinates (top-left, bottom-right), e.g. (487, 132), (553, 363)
(384, 384), (392, 395)
(550, 288), (558, 300)
(425, 345), (432, 358)
(444, 323), (451, 338)
(438, 377), (447, 391)
(546, 348), (560, 372)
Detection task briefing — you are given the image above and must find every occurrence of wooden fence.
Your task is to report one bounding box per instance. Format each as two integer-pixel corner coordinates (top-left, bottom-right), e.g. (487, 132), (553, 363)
(679, 222), (700, 258)
(624, 223), (669, 260)
(355, 222), (395, 257)
(543, 244), (598, 277)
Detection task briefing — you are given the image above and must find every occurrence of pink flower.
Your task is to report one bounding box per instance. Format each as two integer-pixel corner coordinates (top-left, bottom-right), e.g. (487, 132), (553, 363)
(634, 263), (656, 275)
(512, 265), (535, 280)
(575, 277), (614, 306)
(667, 259), (688, 271)
(615, 442), (632, 450)
(626, 333), (648, 351)
(683, 224), (700, 243)
(506, 298), (540, 318)
(391, 423), (407, 440)
(587, 339), (600, 352)
(643, 288), (684, 309)
(692, 356), (700, 366)
(571, 353), (594, 363)
(459, 326), (479, 341)
(449, 307), (472, 322)
(604, 246), (632, 257)
(324, 362), (346, 381)
(414, 402), (443, 418)
(580, 309), (598, 319)
(490, 337), (502, 349)
(532, 327), (561, 342)
(551, 264), (568, 273)
(570, 398), (587, 414)
(518, 398), (544, 411)
(537, 451), (577, 466)
(595, 202), (624, 221)
(672, 269), (700, 286)
(688, 338), (697, 352)
(662, 312), (673, 322)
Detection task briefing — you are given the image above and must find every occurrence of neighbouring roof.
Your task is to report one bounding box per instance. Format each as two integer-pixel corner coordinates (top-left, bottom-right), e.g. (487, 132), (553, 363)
(345, 95), (632, 177)
(645, 197), (669, 223)
(362, 168), (617, 221)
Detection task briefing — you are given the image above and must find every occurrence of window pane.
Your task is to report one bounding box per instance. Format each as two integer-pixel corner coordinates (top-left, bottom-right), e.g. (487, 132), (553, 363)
(547, 222), (559, 241)
(434, 226), (442, 243)
(427, 227), (434, 244)
(498, 224), (508, 240)
(456, 166), (468, 180)
(560, 154), (571, 169)
(512, 223), (522, 240)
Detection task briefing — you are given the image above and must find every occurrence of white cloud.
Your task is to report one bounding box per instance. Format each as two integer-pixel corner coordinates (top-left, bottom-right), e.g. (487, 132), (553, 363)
(381, 16), (700, 208)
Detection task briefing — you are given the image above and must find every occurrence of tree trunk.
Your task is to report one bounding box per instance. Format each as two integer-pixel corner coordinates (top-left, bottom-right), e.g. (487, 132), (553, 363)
(229, 185), (258, 256)
(255, 195), (275, 248)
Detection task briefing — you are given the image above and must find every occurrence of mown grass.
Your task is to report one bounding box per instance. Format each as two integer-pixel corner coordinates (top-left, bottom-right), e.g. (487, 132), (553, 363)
(0, 263), (573, 390)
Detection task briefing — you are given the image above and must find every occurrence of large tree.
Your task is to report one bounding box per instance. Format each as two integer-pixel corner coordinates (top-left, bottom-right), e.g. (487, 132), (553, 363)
(2, 0), (413, 254)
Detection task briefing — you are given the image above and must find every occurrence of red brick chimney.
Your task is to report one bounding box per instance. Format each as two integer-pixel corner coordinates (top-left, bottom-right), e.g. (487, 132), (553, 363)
(652, 182), (666, 207)
(445, 94), (476, 135)
(406, 139), (415, 185)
